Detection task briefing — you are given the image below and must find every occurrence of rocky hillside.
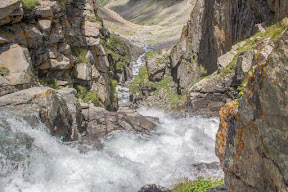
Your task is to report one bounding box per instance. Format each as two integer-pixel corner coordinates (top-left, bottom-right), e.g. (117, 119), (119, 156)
(130, 0), (288, 115)
(0, 0), (142, 110)
(0, 0), (156, 147)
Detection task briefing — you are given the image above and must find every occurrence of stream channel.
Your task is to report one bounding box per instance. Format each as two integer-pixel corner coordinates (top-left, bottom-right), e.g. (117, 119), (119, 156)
(0, 40), (223, 192)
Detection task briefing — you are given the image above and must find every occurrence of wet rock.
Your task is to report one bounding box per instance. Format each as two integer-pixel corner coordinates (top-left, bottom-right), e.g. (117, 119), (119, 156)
(0, 87), (76, 141)
(81, 103), (157, 138)
(138, 184), (171, 192)
(208, 185), (227, 192)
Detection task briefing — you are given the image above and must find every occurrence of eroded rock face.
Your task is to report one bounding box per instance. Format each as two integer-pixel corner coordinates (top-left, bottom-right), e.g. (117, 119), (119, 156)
(215, 30), (288, 192)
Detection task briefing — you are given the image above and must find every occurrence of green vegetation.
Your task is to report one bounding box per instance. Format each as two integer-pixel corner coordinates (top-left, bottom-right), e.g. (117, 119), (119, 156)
(129, 66), (185, 106)
(0, 66), (9, 76)
(73, 84), (101, 107)
(101, 34), (130, 69)
(237, 70), (254, 100)
(116, 61), (126, 70)
(39, 78), (60, 89)
(107, 79), (118, 111)
(71, 46), (88, 64)
(145, 51), (159, 58)
(96, 14), (104, 26)
(224, 17), (288, 75)
(21, 0), (40, 12)
(172, 177), (224, 192)
(220, 67), (232, 77)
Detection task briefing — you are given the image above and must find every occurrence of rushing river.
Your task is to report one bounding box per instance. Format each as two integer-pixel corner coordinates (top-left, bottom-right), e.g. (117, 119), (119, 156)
(0, 41), (223, 192)
(0, 109), (222, 192)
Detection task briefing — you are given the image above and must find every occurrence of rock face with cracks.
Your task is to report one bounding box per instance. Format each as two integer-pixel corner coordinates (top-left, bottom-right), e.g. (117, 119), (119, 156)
(216, 30), (288, 192)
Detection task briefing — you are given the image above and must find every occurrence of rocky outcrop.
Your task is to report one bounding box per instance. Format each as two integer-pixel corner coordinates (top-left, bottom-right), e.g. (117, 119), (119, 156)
(0, 87), (80, 141)
(81, 104), (157, 138)
(0, 0), (142, 111)
(215, 30), (288, 191)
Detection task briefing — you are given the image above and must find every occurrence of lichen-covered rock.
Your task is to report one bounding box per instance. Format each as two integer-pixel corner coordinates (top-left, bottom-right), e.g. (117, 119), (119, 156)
(0, 0), (23, 26)
(215, 30), (288, 192)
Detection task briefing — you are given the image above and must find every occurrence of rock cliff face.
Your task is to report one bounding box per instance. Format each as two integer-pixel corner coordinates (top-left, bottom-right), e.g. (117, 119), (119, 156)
(0, 0), (142, 110)
(170, 0), (287, 95)
(215, 30), (288, 191)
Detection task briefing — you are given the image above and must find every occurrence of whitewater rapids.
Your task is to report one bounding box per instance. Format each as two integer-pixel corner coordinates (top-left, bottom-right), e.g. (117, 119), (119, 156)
(0, 108), (223, 192)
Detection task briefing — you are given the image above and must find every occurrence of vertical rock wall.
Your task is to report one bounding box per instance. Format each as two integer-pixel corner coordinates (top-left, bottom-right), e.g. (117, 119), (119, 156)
(216, 30), (288, 192)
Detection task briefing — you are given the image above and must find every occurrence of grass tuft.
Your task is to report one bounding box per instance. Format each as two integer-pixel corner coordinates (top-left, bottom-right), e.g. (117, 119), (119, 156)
(172, 177), (224, 192)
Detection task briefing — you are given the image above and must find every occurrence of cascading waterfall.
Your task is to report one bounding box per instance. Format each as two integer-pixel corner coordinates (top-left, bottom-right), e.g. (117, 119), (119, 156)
(0, 108), (222, 192)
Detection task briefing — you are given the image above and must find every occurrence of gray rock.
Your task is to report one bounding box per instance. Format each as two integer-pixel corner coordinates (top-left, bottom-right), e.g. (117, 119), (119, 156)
(138, 184), (171, 192)
(0, 43), (34, 96)
(0, 87), (76, 141)
(0, 0), (23, 26)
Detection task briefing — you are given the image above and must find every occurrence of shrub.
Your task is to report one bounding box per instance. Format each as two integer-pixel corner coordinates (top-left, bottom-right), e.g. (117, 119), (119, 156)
(0, 66), (9, 76)
(116, 61), (126, 70)
(21, 0), (40, 12)
(220, 67), (232, 77)
(172, 177), (224, 192)
(73, 84), (101, 107)
(39, 78), (59, 89)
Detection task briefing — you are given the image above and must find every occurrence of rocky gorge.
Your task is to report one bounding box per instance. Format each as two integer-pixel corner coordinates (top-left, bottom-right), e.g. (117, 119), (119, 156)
(0, 0), (288, 191)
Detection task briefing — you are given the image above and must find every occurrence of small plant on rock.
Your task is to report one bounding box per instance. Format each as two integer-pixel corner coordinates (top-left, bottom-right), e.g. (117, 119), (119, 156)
(0, 67), (9, 76)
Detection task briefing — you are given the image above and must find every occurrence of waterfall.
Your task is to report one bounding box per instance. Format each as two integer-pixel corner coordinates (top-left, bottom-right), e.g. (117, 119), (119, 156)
(0, 108), (222, 192)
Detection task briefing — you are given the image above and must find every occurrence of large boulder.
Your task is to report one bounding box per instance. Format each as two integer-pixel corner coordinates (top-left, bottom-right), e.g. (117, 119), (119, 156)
(0, 43), (34, 96)
(0, 87), (78, 141)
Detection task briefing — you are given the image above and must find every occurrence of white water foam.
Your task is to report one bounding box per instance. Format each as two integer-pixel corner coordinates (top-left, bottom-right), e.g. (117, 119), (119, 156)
(0, 109), (222, 192)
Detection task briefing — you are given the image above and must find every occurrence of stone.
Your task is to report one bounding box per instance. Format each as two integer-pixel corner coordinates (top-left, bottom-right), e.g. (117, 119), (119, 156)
(0, 0), (23, 26)
(50, 55), (71, 70)
(22, 24), (43, 48)
(35, 6), (53, 18)
(0, 43), (34, 96)
(38, 19), (52, 32)
(138, 184), (171, 192)
(75, 63), (92, 81)
(146, 51), (168, 82)
(0, 87), (76, 141)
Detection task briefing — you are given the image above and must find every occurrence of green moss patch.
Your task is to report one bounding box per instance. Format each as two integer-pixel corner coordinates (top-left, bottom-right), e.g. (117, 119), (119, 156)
(172, 177), (224, 192)
(116, 61), (126, 70)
